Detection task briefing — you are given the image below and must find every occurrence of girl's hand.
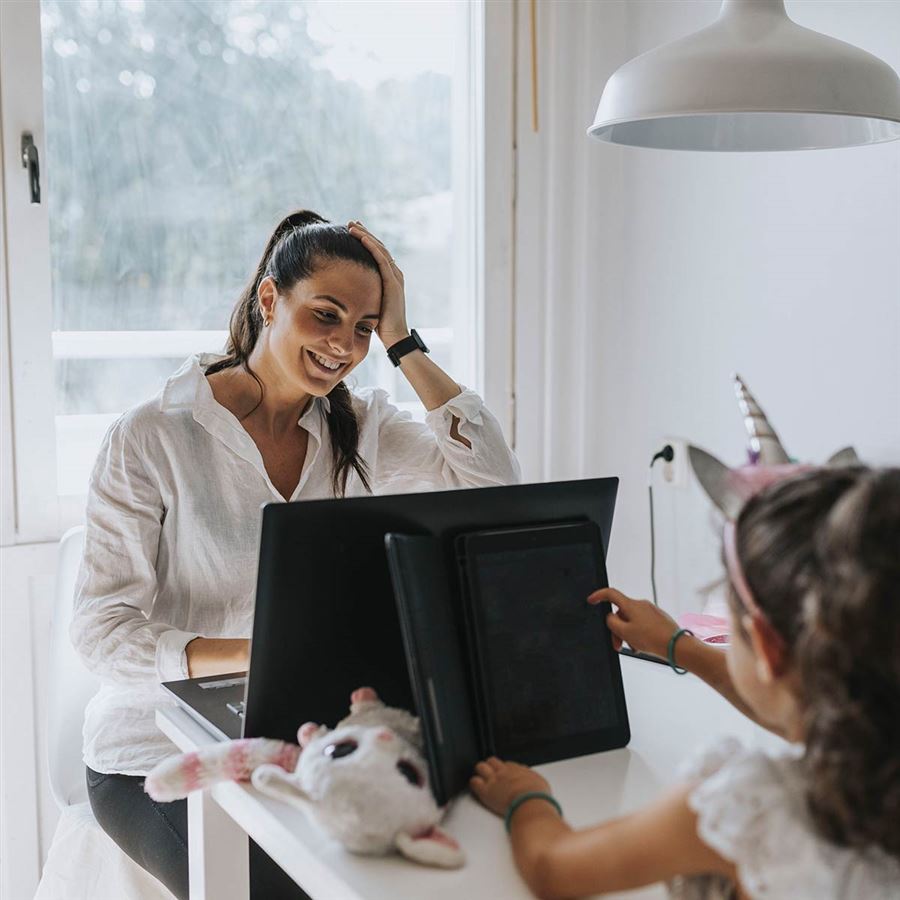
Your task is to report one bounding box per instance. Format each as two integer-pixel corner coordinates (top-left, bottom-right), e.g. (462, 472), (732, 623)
(347, 221), (409, 346)
(589, 587), (679, 659)
(469, 757), (552, 817)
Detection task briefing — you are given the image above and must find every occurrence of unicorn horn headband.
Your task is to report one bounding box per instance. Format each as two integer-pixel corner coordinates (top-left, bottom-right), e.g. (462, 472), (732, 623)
(688, 373), (859, 520)
(687, 374), (860, 636)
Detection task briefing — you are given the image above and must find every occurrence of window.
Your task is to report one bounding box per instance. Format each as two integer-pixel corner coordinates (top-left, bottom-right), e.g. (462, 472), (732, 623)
(2, 0), (514, 544)
(39, 0), (480, 494)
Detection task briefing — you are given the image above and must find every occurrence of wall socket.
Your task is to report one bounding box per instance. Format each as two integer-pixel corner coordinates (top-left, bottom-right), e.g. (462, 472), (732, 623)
(660, 438), (690, 487)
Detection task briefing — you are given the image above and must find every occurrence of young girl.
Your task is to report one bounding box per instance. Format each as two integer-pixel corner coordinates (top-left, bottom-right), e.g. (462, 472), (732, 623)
(470, 467), (900, 898)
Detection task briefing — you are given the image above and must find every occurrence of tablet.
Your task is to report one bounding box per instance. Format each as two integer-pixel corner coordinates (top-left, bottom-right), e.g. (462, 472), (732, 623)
(457, 521), (629, 764)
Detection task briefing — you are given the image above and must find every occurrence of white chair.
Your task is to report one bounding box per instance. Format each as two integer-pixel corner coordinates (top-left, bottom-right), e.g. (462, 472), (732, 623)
(35, 526), (175, 900)
(47, 526), (99, 807)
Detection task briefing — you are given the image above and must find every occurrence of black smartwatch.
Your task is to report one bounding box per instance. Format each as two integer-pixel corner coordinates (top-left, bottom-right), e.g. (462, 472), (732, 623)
(386, 329), (429, 367)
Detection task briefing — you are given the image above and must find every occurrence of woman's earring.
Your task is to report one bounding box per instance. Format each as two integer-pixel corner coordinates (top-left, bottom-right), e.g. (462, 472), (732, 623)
(264, 316), (271, 327)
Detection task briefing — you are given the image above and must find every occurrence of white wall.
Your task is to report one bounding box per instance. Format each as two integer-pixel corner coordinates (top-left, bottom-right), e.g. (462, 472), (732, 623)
(516, 0), (900, 613)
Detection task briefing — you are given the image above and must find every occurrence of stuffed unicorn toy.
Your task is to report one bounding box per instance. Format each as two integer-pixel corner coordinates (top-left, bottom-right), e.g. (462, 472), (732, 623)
(145, 687), (464, 868)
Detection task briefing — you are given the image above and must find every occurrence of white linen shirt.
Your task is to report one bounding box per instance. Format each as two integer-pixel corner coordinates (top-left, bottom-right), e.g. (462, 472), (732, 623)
(71, 354), (520, 775)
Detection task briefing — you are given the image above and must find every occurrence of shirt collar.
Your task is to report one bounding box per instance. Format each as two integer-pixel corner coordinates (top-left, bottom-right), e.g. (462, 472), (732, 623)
(161, 353), (330, 449)
(161, 354), (331, 420)
(159, 354), (210, 412)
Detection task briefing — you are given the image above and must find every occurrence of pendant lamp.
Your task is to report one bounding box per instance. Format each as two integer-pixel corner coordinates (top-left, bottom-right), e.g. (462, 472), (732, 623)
(587, 0), (900, 151)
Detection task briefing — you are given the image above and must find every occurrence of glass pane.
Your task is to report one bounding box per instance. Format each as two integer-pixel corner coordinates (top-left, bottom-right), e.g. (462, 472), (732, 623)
(40, 0), (472, 494)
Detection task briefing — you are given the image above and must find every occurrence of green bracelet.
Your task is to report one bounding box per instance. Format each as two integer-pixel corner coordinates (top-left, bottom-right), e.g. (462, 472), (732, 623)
(667, 628), (694, 675)
(504, 791), (563, 833)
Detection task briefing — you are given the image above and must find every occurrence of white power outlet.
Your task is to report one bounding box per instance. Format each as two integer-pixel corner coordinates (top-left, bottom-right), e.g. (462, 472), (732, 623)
(660, 438), (690, 487)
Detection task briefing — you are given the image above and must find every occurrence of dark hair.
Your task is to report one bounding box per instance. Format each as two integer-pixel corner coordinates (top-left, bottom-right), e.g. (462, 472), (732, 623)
(732, 466), (900, 859)
(207, 210), (379, 495)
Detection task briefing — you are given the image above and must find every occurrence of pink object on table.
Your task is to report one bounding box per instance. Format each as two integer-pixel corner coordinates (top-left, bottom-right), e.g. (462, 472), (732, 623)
(677, 612), (730, 646)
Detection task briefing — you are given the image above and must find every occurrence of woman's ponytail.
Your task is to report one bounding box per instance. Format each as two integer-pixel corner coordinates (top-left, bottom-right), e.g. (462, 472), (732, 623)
(207, 210), (327, 378)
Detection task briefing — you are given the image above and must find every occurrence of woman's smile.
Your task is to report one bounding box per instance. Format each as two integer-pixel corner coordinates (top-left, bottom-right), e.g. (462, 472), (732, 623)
(305, 348), (348, 377)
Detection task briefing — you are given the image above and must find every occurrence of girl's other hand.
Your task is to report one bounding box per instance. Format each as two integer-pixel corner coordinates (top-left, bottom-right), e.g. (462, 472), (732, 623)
(347, 221), (409, 346)
(470, 757), (552, 817)
(589, 587), (678, 659)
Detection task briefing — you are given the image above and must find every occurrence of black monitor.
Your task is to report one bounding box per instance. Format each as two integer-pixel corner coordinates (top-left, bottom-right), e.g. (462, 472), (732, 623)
(243, 477), (618, 745)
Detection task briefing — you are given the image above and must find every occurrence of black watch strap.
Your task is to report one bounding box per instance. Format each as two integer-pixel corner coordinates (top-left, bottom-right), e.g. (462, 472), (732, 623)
(387, 329), (429, 367)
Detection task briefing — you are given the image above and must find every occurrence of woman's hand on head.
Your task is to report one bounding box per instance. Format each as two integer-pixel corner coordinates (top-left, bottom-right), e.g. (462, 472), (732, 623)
(347, 221), (409, 346)
(589, 588), (679, 660)
(470, 757), (551, 817)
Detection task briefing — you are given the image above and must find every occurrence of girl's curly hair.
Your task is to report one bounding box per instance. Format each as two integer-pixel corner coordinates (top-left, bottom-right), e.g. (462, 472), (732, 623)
(733, 466), (900, 859)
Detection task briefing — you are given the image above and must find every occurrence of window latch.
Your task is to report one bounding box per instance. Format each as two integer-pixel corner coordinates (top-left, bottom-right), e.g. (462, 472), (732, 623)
(21, 133), (41, 204)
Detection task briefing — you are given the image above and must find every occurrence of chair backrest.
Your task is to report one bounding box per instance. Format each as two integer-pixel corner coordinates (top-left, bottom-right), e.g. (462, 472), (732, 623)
(48, 525), (99, 808)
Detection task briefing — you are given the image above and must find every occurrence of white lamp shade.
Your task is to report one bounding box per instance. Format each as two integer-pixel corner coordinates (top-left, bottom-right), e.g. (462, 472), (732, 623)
(588, 0), (900, 151)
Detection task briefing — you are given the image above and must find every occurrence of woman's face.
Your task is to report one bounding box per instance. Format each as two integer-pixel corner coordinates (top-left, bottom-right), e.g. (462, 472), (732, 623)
(261, 260), (382, 397)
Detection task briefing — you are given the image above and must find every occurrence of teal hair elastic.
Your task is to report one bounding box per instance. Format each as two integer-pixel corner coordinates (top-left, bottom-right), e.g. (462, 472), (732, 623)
(667, 628), (694, 675)
(504, 791), (563, 833)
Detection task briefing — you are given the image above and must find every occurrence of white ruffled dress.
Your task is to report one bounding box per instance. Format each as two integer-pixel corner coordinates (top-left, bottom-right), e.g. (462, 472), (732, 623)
(669, 738), (900, 899)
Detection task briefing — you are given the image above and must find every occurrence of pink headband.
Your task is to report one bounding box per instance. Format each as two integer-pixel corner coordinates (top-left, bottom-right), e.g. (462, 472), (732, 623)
(723, 518), (787, 653)
(723, 519), (761, 618)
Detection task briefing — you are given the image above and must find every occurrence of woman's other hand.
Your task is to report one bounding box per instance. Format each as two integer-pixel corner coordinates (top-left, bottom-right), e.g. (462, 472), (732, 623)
(185, 637), (250, 678)
(589, 587), (678, 659)
(470, 757), (552, 817)
(347, 221), (409, 346)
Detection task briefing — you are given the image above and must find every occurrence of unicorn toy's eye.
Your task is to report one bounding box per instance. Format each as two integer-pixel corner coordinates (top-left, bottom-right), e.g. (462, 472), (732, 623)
(396, 759), (423, 787)
(324, 740), (358, 759)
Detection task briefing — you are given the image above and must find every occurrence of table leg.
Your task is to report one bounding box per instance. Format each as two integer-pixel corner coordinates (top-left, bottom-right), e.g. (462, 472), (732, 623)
(188, 788), (250, 900)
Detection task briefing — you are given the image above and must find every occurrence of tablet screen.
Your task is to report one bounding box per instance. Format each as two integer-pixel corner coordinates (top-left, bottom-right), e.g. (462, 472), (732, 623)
(462, 523), (625, 761)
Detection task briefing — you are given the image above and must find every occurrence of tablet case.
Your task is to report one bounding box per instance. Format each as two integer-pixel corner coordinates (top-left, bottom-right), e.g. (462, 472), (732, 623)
(385, 534), (481, 805)
(385, 521), (629, 806)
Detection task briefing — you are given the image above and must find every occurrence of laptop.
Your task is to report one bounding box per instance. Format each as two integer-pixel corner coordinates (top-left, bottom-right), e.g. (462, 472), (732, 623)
(162, 477), (620, 754)
(162, 670), (247, 741)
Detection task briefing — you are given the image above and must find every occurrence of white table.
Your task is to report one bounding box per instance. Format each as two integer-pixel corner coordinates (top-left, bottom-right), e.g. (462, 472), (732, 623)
(157, 654), (781, 900)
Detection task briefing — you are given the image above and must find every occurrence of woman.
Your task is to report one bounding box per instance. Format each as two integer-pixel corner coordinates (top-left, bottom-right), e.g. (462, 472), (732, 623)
(71, 210), (520, 898)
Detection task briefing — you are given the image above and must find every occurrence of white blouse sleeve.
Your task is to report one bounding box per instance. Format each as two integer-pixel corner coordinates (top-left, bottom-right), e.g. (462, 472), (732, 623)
(368, 387), (521, 493)
(70, 417), (199, 686)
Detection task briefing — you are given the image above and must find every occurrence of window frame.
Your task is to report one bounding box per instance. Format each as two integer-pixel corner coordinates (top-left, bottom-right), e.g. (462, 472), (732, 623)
(1, 0), (60, 545)
(0, 0), (516, 546)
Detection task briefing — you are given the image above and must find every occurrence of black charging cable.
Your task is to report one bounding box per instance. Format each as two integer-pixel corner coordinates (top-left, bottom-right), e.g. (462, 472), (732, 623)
(619, 444), (675, 667)
(648, 444), (674, 607)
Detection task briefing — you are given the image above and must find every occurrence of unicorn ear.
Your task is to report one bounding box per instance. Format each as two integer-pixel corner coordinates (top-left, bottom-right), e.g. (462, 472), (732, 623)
(251, 764), (311, 810)
(733, 374), (790, 465)
(298, 722), (326, 747)
(826, 446), (861, 467)
(395, 827), (465, 869)
(688, 445), (746, 520)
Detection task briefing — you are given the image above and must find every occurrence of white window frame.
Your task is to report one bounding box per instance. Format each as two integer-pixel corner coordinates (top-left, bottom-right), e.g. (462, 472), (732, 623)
(1, 0), (60, 545)
(0, 0), (516, 547)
